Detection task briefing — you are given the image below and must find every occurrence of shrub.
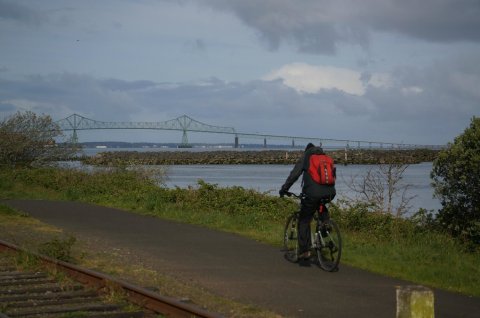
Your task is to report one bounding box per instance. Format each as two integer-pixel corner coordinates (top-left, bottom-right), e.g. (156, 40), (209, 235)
(38, 236), (77, 262)
(0, 111), (77, 166)
(431, 117), (480, 245)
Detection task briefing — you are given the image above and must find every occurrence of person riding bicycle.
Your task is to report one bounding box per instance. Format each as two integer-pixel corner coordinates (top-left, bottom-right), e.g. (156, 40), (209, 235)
(279, 143), (336, 261)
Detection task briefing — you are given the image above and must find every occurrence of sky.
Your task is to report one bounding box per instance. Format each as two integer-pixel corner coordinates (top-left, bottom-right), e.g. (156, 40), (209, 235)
(1, 0), (479, 146)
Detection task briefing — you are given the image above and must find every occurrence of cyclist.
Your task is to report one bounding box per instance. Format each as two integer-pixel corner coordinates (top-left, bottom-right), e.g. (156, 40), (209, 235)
(279, 143), (336, 262)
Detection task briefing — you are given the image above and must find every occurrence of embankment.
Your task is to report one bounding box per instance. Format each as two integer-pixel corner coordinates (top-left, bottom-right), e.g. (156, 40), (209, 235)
(81, 149), (440, 166)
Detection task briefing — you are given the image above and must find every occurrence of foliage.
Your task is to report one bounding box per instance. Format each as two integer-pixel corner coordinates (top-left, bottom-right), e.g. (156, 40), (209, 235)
(0, 203), (29, 217)
(14, 250), (41, 269)
(431, 117), (480, 245)
(0, 111), (78, 167)
(344, 163), (416, 217)
(157, 180), (296, 223)
(38, 235), (77, 262)
(332, 199), (421, 241)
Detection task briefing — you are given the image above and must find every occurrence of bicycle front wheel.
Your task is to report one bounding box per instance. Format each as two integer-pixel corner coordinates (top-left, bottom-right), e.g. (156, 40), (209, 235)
(315, 219), (342, 272)
(283, 213), (299, 263)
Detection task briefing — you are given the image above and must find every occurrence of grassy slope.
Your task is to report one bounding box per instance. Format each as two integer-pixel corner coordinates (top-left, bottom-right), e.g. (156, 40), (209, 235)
(1, 167), (479, 298)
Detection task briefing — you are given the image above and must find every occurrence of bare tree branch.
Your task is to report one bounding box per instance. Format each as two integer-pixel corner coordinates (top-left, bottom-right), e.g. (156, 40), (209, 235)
(344, 163), (416, 216)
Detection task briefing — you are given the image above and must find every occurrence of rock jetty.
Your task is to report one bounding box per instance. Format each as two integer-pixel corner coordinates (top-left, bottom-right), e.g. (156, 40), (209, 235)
(82, 149), (440, 166)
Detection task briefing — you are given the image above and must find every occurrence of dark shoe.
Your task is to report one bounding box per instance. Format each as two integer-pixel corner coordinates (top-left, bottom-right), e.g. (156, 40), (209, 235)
(298, 257), (311, 267)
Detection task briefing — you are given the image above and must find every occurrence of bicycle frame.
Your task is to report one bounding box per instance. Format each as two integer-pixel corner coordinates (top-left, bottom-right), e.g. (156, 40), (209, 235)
(311, 204), (328, 249)
(283, 191), (342, 271)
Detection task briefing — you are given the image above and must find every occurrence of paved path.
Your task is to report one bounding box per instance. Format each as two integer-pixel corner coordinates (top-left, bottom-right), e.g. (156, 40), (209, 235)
(4, 200), (480, 317)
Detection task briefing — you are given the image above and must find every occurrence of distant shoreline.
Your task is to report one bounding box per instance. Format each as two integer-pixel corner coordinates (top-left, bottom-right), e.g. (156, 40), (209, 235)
(80, 149), (440, 166)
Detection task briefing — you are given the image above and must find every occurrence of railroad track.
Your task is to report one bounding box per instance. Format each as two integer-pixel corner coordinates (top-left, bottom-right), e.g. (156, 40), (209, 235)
(0, 239), (223, 318)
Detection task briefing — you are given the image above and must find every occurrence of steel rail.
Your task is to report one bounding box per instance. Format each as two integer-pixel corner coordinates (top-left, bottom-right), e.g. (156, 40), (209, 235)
(0, 239), (224, 318)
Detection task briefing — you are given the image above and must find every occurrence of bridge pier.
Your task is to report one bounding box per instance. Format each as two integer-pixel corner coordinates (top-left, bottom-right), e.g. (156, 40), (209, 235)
(71, 129), (78, 145)
(180, 130), (190, 148)
(264, 138), (267, 148)
(292, 139), (295, 148)
(235, 136), (239, 148)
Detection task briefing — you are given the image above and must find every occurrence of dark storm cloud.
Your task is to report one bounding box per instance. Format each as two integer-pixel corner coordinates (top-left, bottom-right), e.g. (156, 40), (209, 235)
(195, 0), (361, 54)
(365, 0), (480, 43)
(0, 0), (46, 25)
(194, 0), (480, 54)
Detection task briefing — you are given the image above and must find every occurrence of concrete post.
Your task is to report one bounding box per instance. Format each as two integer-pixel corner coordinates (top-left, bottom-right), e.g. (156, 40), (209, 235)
(396, 285), (434, 318)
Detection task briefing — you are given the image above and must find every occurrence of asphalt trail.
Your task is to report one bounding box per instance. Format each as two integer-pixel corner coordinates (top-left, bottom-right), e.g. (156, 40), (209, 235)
(4, 200), (480, 317)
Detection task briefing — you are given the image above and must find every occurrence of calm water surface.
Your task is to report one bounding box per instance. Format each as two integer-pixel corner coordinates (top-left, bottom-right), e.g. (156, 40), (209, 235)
(162, 162), (441, 214)
(79, 148), (440, 214)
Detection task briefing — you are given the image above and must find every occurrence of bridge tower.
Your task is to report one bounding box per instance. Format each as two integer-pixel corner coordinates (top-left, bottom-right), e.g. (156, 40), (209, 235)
(180, 129), (190, 148)
(71, 129), (78, 144)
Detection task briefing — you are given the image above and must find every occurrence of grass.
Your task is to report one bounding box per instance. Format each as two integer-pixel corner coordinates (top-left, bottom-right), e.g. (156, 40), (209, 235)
(0, 186), (282, 317)
(342, 231), (480, 293)
(1, 166), (479, 299)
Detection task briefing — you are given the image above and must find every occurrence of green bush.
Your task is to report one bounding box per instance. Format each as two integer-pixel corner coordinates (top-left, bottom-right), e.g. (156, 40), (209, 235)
(149, 180), (296, 225)
(431, 117), (480, 245)
(332, 200), (419, 242)
(38, 235), (77, 262)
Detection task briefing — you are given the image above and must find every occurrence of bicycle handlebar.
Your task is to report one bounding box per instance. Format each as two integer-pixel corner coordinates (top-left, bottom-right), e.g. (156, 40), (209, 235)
(283, 191), (332, 207)
(284, 191), (304, 199)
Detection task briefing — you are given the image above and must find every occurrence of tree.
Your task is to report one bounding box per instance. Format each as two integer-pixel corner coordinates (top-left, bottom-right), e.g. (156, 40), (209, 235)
(346, 163), (416, 217)
(0, 111), (77, 166)
(431, 117), (480, 244)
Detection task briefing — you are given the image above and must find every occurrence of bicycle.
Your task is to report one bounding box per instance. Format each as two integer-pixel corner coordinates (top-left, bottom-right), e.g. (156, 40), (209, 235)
(283, 192), (342, 272)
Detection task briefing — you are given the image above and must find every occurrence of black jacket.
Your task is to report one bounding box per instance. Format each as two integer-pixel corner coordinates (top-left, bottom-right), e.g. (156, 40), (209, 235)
(281, 146), (336, 199)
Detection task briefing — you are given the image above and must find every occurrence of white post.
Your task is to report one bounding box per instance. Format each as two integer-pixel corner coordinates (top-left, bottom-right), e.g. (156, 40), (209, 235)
(396, 285), (434, 318)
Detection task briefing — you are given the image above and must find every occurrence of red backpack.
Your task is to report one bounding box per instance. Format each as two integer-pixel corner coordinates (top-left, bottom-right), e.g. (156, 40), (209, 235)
(307, 154), (336, 185)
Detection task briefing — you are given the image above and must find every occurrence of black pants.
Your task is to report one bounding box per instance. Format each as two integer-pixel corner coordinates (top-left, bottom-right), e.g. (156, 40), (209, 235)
(298, 196), (331, 254)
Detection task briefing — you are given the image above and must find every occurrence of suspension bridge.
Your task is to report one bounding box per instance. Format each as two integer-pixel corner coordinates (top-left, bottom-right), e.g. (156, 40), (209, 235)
(56, 113), (438, 149)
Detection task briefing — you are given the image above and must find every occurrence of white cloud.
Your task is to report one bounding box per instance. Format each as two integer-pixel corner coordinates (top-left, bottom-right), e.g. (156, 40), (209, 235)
(367, 73), (393, 89)
(263, 63), (363, 95)
(263, 63), (392, 96)
(401, 86), (423, 95)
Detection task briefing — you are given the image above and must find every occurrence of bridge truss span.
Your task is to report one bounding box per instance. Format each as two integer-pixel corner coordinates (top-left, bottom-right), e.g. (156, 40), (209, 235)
(57, 113), (236, 146)
(55, 113), (441, 149)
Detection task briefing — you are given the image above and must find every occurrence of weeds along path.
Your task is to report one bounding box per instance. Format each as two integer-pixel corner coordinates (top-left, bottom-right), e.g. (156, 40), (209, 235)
(3, 199), (480, 318)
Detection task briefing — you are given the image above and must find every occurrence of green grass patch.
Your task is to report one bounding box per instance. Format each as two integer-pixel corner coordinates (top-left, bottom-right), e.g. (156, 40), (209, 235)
(342, 231), (480, 295)
(1, 166), (479, 297)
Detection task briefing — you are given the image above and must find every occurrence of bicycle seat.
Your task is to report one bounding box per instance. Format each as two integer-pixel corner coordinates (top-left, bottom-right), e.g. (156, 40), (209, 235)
(318, 198), (332, 205)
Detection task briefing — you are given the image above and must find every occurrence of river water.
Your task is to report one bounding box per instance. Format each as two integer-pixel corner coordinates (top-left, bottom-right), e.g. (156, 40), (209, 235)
(80, 148), (441, 215)
(161, 162), (441, 214)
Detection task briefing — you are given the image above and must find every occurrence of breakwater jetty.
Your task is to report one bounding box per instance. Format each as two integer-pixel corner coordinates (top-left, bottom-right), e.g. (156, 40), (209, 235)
(82, 149), (439, 166)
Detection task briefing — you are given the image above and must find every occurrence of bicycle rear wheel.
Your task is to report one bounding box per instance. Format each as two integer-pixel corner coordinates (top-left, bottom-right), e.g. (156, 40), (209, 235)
(315, 219), (342, 271)
(283, 213), (299, 263)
